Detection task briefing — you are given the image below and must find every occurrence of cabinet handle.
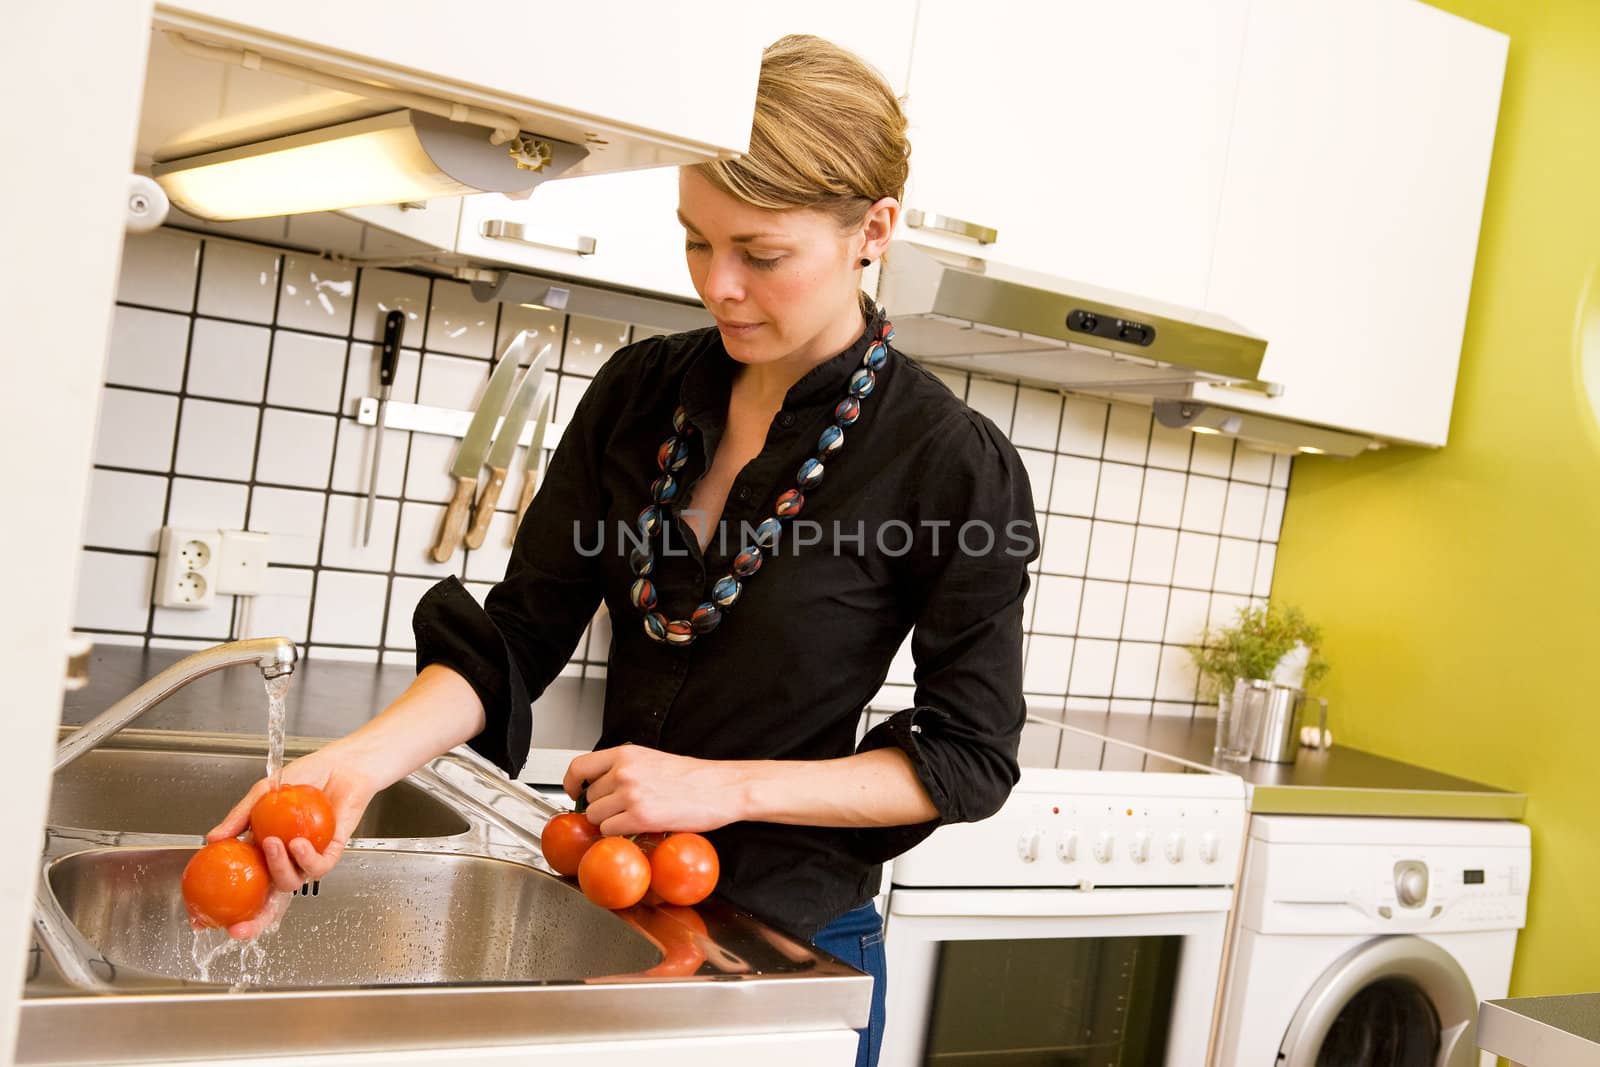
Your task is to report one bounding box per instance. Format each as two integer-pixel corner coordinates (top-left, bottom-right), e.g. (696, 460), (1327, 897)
(905, 208), (997, 245)
(480, 219), (598, 256)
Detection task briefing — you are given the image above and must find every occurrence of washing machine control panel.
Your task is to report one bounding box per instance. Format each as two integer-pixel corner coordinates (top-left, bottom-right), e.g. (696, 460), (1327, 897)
(1240, 819), (1531, 934)
(891, 775), (1248, 889)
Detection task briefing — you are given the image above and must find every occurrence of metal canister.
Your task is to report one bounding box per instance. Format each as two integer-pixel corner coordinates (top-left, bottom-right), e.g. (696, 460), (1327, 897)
(1250, 683), (1306, 763)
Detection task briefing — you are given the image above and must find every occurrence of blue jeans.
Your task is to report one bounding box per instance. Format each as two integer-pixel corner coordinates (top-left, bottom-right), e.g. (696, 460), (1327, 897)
(811, 902), (887, 1067)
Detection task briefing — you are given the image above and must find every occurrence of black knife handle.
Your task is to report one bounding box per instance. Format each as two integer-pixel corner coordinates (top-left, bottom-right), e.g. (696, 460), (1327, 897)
(379, 310), (404, 388)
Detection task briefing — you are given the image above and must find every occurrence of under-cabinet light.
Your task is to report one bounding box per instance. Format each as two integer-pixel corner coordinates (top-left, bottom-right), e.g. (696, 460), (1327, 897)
(152, 110), (586, 222)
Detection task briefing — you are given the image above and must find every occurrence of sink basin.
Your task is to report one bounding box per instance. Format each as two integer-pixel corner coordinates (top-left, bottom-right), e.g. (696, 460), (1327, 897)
(48, 846), (662, 986)
(49, 748), (469, 838)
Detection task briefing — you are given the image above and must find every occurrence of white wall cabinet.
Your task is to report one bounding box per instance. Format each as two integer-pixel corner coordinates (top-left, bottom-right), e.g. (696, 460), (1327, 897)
(449, 2), (920, 303)
(900, 0), (1250, 311)
(152, 1), (764, 170)
(1190, 0), (1507, 447)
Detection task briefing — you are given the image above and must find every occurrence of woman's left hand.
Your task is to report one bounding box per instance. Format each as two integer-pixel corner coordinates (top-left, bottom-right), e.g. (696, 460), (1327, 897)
(564, 746), (749, 835)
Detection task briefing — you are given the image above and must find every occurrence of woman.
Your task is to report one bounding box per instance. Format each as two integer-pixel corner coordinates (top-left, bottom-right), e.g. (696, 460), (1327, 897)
(208, 35), (1038, 1066)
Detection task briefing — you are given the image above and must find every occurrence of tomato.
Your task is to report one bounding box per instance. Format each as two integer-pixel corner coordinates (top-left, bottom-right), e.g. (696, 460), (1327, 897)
(578, 837), (652, 909)
(632, 832), (667, 856)
(648, 832), (720, 906)
(181, 839), (270, 928)
(541, 812), (604, 876)
(249, 784), (335, 852)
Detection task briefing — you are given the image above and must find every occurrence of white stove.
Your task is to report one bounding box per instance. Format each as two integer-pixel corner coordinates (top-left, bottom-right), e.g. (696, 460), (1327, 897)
(881, 766), (1248, 1067)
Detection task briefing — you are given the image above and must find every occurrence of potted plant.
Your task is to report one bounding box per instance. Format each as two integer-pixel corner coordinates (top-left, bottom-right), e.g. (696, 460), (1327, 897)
(1189, 602), (1329, 711)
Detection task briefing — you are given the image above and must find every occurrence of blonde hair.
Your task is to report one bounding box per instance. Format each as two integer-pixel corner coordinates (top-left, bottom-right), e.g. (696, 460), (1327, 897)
(693, 34), (910, 229)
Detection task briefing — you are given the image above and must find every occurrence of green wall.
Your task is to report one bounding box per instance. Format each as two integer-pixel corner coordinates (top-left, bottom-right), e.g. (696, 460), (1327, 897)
(1273, 0), (1600, 995)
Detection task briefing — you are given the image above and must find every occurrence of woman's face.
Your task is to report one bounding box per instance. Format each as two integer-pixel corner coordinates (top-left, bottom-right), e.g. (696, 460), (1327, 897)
(677, 168), (890, 366)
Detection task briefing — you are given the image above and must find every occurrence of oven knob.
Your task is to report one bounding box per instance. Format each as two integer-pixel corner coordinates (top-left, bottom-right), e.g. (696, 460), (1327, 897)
(1199, 832), (1221, 864)
(1018, 829), (1042, 863)
(1056, 831), (1078, 863)
(1165, 832), (1185, 863)
(1092, 831), (1116, 864)
(1129, 831), (1152, 864)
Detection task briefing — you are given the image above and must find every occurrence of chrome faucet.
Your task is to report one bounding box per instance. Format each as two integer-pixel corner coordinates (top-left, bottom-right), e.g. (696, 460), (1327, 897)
(55, 637), (298, 772)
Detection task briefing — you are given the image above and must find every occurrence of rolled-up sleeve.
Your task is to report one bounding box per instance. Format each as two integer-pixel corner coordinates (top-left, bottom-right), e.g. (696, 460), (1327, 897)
(413, 352), (627, 777)
(852, 409), (1040, 861)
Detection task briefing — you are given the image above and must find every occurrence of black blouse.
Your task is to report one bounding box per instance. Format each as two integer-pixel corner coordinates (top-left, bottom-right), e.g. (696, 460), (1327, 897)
(413, 300), (1040, 937)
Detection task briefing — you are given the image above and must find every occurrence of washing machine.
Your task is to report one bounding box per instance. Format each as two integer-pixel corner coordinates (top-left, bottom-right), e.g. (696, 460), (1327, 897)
(1216, 815), (1529, 1066)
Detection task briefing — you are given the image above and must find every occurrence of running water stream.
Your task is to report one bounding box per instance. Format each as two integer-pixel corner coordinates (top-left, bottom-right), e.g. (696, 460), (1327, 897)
(188, 671), (296, 987)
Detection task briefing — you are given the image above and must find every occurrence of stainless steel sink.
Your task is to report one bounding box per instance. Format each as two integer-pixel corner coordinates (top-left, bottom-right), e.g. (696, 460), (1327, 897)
(48, 747), (468, 839)
(23, 730), (871, 1065)
(47, 846), (660, 986)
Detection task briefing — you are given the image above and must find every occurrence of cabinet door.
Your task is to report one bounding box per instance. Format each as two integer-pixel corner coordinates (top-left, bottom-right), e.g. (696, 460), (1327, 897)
(155, 1), (763, 160)
(456, 168), (696, 301)
(900, 0), (1248, 309)
(453, 3), (919, 304)
(738, 1), (917, 96)
(1193, 0), (1507, 446)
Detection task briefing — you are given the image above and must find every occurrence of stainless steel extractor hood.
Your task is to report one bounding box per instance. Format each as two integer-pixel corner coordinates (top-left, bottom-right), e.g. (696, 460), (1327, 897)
(875, 241), (1279, 396)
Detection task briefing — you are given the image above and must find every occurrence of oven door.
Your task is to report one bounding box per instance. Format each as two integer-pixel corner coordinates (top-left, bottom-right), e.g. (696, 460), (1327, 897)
(881, 886), (1233, 1067)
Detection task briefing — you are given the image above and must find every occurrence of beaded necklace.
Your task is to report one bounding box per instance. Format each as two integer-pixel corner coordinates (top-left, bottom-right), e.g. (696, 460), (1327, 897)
(627, 316), (896, 645)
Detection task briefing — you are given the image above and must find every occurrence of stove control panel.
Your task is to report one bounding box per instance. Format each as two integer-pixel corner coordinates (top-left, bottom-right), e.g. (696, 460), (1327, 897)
(892, 777), (1247, 889)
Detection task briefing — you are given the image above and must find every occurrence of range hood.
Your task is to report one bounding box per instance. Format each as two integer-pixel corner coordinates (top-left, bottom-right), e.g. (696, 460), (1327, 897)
(875, 241), (1279, 396)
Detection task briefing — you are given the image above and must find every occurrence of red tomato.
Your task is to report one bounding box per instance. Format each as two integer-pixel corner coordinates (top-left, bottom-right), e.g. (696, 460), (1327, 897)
(182, 840), (270, 928)
(249, 784), (335, 852)
(649, 833), (720, 906)
(578, 837), (652, 910)
(541, 812), (604, 876)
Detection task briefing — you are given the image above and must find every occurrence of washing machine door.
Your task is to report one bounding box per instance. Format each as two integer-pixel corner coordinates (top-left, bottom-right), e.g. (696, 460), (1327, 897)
(1278, 935), (1478, 1067)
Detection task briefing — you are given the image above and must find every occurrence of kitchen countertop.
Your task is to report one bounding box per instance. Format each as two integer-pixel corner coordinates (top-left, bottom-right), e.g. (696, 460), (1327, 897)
(1479, 995), (1600, 1065)
(1051, 709), (1526, 820)
(68, 646), (1527, 820)
(61, 644), (421, 738)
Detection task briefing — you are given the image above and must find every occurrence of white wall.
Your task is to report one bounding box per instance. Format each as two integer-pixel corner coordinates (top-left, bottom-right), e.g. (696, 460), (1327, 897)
(2, 3), (155, 1062)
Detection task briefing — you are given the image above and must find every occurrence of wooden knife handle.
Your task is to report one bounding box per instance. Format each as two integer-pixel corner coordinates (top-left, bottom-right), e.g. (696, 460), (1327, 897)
(431, 476), (476, 562)
(510, 470), (539, 546)
(464, 466), (507, 549)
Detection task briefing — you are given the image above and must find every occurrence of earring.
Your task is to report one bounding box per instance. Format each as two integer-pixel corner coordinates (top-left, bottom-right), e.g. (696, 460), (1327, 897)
(859, 257), (872, 268)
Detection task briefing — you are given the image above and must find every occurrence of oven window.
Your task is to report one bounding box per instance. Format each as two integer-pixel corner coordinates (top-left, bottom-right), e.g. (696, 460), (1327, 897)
(1315, 978), (1441, 1067)
(920, 935), (1181, 1066)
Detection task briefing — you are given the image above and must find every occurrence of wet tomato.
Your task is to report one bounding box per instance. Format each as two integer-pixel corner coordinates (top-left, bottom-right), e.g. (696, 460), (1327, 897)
(648, 833), (720, 906)
(182, 839), (270, 928)
(249, 784), (335, 852)
(541, 812), (603, 876)
(578, 837), (652, 909)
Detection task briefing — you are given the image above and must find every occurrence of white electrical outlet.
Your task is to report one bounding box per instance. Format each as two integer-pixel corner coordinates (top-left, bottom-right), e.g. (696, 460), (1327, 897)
(154, 526), (220, 609)
(217, 530), (272, 595)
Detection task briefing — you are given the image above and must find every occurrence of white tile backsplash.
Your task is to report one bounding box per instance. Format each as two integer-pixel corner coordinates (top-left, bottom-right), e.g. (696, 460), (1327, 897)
(81, 228), (1295, 777)
(268, 331), (349, 412)
(106, 306), (189, 391)
(95, 388), (178, 472)
(1057, 396), (1108, 457)
(117, 230), (199, 311)
(255, 409), (336, 488)
(196, 240), (280, 323)
(187, 318), (270, 402)
(426, 279), (497, 357)
(278, 254), (356, 336)
(169, 477), (248, 530)
(84, 470), (167, 552)
(173, 399), (259, 480)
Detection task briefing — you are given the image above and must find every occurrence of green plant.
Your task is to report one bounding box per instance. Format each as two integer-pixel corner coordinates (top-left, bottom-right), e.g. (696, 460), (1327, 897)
(1188, 602), (1329, 699)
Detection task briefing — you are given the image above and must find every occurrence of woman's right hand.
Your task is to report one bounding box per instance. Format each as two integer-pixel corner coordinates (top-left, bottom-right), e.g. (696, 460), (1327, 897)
(203, 741), (379, 939)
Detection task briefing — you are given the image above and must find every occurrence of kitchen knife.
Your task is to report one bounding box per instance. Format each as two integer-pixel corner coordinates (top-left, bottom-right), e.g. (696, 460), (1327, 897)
(464, 343), (553, 549)
(361, 310), (405, 547)
(429, 333), (530, 562)
(509, 367), (558, 545)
